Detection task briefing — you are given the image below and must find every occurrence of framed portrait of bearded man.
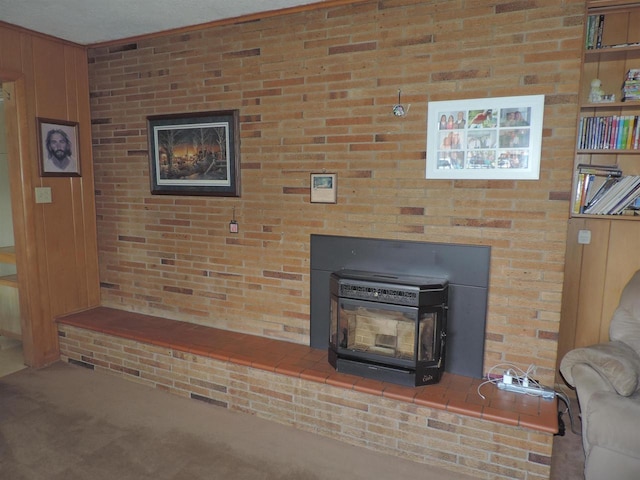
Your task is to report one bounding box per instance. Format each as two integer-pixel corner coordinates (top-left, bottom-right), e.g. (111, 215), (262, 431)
(37, 118), (81, 177)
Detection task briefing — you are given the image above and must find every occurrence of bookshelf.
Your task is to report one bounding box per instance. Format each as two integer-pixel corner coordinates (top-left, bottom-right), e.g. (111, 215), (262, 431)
(557, 0), (640, 380)
(572, 2), (640, 219)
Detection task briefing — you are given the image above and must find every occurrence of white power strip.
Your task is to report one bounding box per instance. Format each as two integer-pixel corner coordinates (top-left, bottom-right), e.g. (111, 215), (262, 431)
(497, 381), (555, 400)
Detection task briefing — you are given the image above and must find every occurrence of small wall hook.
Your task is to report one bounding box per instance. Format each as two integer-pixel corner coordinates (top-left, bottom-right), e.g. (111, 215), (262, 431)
(393, 89), (409, 117)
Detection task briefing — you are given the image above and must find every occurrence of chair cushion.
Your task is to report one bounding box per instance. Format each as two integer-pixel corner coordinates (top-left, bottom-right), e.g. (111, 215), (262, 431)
(586, 389), (640, 460)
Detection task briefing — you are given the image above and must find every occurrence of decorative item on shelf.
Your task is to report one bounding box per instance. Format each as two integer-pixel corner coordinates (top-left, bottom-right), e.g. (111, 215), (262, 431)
(392, 89), (409, 117)
(589, 79), (604, 103)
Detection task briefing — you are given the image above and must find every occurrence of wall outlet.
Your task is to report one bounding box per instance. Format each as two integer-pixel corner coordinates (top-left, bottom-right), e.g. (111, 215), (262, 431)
(577, 229), (591, 245)
(35, 187), (52, 204)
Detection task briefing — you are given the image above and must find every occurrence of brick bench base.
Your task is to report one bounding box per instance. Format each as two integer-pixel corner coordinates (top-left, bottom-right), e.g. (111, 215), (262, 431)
(57, 307), (557, 480)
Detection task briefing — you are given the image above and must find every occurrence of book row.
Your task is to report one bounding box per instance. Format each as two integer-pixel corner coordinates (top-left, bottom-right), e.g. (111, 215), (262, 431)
(585, 14), (605, 49)
(585, 15), (640, 50)
(574, 164), (640, 215)
(577, 115), (640, 150)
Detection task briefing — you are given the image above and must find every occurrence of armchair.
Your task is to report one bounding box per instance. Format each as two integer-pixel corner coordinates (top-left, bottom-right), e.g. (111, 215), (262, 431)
(560, 269), (640, 480)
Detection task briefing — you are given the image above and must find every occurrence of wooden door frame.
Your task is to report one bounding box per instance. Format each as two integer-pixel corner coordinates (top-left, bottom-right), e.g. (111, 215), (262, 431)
(1, 73), (38, 367)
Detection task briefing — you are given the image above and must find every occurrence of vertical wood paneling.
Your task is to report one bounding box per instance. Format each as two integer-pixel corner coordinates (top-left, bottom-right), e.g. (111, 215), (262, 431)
(560, 217), (640, 372)
(2, 78), (37, 364)
(574, 219), (610, 347)
(0, 23), (100, 367)
(0, 27), (22, 71)
(556, 218), (586, 372)
(32, 37), (68, 116)
(601, 221), (640, 339)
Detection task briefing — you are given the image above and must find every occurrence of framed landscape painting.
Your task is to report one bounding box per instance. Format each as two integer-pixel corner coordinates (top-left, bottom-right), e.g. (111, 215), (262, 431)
(147, 110), (240, 196)
(425, 95), (545, 180)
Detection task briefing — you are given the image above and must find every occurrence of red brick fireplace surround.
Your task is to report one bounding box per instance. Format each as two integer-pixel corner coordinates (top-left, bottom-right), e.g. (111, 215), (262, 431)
(57, 307), (557, 480)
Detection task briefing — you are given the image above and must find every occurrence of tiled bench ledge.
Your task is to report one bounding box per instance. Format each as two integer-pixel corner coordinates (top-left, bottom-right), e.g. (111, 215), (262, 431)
(57, 306), (558, 480)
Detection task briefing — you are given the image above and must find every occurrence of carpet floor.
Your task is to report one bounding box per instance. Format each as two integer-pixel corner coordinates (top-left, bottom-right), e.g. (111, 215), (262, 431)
(1, 362), (484, 480)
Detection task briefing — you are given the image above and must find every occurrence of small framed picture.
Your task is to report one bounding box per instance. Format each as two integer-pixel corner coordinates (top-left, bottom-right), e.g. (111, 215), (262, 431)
(37, 118), (81, 177)
(310, 173), (337, 204)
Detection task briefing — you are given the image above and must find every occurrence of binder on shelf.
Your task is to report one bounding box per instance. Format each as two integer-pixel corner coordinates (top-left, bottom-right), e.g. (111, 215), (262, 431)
(573, 173), (590, 215)
(596, 14), (604, 49)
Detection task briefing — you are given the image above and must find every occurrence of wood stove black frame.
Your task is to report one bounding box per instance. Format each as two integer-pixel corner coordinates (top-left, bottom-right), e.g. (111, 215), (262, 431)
(310, 235), (491, 379)
(328, 270), (449, 387)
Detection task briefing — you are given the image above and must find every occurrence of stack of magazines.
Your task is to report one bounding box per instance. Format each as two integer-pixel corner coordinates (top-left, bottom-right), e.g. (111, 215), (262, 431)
(623, 69), (640, 102)
(575, 164), (640, 215)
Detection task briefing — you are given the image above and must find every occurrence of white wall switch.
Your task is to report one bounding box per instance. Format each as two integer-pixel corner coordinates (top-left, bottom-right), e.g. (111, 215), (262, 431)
(35, 187), (52, 204)
(578, 229), (591, 245)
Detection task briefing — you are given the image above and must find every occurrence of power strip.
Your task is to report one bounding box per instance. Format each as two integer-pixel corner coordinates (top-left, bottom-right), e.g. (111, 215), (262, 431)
(497, 381), (555, 400)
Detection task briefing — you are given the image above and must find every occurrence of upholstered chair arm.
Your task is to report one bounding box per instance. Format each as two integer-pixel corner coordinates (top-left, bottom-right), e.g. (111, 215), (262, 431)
(560, 341), (640, 397)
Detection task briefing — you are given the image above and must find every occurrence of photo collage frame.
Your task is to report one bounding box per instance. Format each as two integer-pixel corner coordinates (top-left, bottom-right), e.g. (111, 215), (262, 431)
(426, 95), (545, 180)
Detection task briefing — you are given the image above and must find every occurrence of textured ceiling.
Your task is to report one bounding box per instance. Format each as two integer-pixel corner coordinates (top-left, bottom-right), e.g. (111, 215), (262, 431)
(0, 0), (326, 45)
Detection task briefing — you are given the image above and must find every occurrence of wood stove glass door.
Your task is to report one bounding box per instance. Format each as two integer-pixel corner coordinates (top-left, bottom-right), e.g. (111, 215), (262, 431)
(418, 310), (437, 363)
(332, 297), (418, 369)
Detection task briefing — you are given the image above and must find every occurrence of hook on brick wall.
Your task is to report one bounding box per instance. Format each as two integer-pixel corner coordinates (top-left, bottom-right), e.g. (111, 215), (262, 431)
(392, 89), (409, 117)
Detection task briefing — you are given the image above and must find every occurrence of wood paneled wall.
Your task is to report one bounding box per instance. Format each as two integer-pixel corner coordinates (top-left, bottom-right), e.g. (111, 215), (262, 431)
(557, 217), (640, 372)
(0, 23), (100, 367)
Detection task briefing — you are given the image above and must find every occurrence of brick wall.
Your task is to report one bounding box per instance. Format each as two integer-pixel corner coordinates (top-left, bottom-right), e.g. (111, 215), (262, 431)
(58, 323), (555, 480)
(88, 0), (585, 385)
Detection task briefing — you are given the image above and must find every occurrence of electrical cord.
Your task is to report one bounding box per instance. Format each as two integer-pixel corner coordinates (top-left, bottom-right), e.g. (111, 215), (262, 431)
(477, 362), (549, 399)
(477, 363), (582, 438)
(555, 388), (582, 436)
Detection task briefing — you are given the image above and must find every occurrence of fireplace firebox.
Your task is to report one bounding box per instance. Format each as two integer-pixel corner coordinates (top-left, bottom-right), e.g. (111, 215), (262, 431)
(328, 270), (448, 387)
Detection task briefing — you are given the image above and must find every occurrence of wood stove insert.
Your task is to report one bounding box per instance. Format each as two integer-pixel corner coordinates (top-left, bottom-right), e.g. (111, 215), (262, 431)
(329, 269), (448, 387)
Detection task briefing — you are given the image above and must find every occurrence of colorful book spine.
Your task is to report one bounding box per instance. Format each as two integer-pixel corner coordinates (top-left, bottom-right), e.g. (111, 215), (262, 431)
(577, 115), (640, 151)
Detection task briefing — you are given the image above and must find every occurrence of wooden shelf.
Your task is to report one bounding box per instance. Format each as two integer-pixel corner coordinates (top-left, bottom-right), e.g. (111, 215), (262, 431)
(573, 212), (640, 220)
(578, 149), (640, 153)
(0, 274), (18, 288)
(0, 246), (16, 264)
(581, 101), (640, 109)
(585, 44), (640, 58)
